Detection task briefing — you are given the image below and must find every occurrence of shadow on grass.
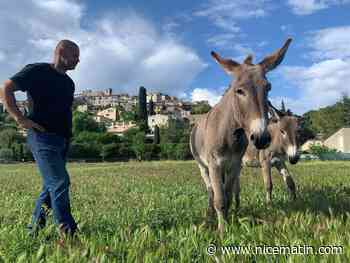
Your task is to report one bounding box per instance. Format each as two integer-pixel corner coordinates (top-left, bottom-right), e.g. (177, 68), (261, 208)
(271, 185), (350, 217)
(78, 185), (350, 237)
(210, 185), (350, 228)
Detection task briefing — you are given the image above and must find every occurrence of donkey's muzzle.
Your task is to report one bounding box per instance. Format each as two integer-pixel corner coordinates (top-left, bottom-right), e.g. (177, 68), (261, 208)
(289, 154), (300, 165)
(250, 131), (271, 149)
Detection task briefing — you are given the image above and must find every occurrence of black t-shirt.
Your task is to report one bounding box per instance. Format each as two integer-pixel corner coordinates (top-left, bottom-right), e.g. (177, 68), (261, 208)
(10, 63), (75, 139)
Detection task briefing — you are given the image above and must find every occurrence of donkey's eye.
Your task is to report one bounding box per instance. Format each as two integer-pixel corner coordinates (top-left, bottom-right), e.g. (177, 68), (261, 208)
(236, 89), (245, 96)
(280, 129), (286, 136)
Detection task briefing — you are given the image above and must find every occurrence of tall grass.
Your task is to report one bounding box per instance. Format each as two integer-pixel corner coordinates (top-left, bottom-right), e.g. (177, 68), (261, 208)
(0, 161), (349, 262)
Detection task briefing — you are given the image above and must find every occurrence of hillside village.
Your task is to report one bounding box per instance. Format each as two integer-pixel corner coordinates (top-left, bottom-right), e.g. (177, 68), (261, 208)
(2, 89), (350, 156)
(0, 88), (210, 136)
(74, 88), (209, 135)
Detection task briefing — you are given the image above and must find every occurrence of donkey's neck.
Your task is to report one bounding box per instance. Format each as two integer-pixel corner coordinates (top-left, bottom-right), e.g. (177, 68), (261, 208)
(214, 87), (242, 130)
(268, 122), (283, 151)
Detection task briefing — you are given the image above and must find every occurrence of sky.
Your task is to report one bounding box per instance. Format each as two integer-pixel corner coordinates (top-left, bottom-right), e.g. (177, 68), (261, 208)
(0, 0), (349, 114)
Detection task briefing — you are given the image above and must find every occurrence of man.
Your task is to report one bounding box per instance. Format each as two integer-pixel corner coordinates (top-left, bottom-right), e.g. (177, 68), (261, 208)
(0, 39), (80, 237)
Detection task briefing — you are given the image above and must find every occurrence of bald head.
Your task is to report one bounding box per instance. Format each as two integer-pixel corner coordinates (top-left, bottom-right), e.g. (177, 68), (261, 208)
(54, 39), (80, 72)
(55, 39), (79, 52)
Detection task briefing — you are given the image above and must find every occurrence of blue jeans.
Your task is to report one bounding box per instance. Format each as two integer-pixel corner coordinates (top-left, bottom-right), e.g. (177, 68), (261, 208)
(27, 129), (77, 235)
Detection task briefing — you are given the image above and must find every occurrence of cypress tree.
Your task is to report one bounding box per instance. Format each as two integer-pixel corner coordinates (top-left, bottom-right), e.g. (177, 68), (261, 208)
(154, 125), (160, 144)
(149, 99), (155, 116)
(138, 86), (148, 131)
(281, 100), (286, 113)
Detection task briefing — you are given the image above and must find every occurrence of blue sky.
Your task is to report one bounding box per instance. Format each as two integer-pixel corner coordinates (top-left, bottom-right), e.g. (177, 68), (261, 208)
(1, 0), (350, 114)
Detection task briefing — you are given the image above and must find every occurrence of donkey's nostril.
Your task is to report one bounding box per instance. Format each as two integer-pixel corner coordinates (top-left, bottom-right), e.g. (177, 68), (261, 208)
(250, 134), (255, 141)
(289, 155), (300, 165)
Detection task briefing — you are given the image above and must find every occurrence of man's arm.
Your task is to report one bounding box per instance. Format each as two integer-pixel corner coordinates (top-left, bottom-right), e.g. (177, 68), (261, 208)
(0, 79), (45, 131)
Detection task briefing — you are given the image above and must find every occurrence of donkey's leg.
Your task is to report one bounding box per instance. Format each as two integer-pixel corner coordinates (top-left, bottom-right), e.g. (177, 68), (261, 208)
(261, 160), (273, 204)
(233, 170), (240, 211)
(198, 164), (215, 221)
(224, 160), (241, 219)
(274, 161), (297, 200)
(209, 163), (226, 235)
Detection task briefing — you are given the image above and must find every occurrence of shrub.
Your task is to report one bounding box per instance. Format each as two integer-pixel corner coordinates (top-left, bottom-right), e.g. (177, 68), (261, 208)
(0, 148), (13, 161)
(309, 144), (338, 156)
(100, 143), (119, 161)
(68, 142), (101, 159)
(175, 143), (191, 160)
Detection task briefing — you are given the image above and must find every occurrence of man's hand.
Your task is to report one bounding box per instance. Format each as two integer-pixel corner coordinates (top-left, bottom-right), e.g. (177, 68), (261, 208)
(1, 80), (46, 132)
(16, 116), (46, 132)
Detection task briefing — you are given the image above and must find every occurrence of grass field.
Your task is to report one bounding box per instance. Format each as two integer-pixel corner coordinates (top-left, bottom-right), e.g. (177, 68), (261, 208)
(0, 161), (349, 262)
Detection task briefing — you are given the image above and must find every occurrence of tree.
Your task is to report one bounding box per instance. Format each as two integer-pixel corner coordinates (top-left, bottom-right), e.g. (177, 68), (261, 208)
(148, 99), (155, 116)
(120, 105), (138, 122)
(138, 86), (148, 132)
(191, 103), (211, 114)
(0, 128), (24, 149)
(11, 142), (25, 161)
(144, 144), (159, 161)
(0, 148), (13, 162)
(154, 125), (160, 144)
(123, 127), (140, 144)
(281, 100), (286, 112)
(132, 131), (146, 161)
(96, 133), (121, 144)
(160, 119), (190, 144)
(138, 86), (148, 120)
(68, 142), (101, 159)
(302, 101), (345, 139)
(23, 144), (34, 161)
(72, 131), (102, 144)
(297, 115), (315, 145)
(175, 143), (191, 160)
(159, 143), (177, 159)
(72, 111), (105, 135)
(100, 143), (119, 161)
(342, 94), (350, 127)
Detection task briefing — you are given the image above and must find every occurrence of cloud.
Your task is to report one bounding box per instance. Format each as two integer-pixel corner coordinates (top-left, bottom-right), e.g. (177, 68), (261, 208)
(279, 58), (350, 113)
(0, 0), (206, 98)
(280, 24), (295, 36)
(162, 21), (180, 34)
(276, 24), (350, 114)
(287, 0), (350, 15)
(195, 0), (272, 56)
(194, 0), (271, 30)
(0, 51), (5, 62)
(258, 41), (269, 47)
(191, 87), (225, 106)
(269, 96), (309, 115)
(207, 34), (236, 48)
(194, 0), (270, 41)
(206, 34), (255, 61)
(308, 26), (350, 60)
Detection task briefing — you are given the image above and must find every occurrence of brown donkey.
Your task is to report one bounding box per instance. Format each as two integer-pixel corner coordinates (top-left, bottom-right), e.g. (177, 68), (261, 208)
(243, 104), (301, 203)
(190, 39), (292, 234)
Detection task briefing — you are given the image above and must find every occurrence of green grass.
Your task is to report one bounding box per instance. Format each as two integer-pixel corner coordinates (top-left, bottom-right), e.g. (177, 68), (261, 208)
(0, 161), (350, 262)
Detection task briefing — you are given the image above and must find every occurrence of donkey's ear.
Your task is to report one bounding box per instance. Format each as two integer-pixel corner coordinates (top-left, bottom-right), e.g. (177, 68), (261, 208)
(244, 54), (253, 65)
(258, 38), (292, 73)
(269, 107), (280, 121)
(211, 51), (240, 75)
(268, 101), (283, 121)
